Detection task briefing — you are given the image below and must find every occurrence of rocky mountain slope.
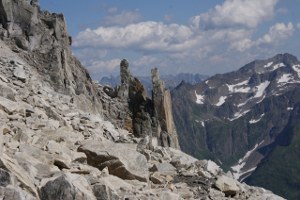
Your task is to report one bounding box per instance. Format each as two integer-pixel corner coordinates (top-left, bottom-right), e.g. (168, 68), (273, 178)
(0, 0), (284, 199)
(172, 53), (300, 199)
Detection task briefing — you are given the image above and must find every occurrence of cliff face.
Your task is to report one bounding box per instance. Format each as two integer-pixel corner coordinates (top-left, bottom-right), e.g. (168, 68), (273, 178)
(0, 0), (102, 115)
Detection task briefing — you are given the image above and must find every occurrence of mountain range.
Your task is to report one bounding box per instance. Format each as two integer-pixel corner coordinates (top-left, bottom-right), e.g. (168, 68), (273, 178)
(171, 53), (300, 199)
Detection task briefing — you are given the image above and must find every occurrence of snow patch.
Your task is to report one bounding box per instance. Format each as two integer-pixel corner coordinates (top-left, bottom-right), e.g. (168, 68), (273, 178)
(278, 74), (294, 84)
(254, 81), (270, 98)
(292, 64), (300, 77)
(195, 90), (205, 104)
(239, 167), (257, 182)
(215, 96), (227, 106)
(249, 114), (265, 124)
(272, 63), (285, 70)
(231, 140), (264, 180)
(287, 107), (293, 111)
(228, 109), (250, 121)
(263, 62), (273, 68)
(226, 80), (250, 93)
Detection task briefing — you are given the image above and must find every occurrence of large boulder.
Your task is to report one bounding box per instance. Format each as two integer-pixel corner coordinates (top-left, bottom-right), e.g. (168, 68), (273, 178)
(39, 173), (95, 200)
(0, 153), (38, 197)
(214, 175), (240, 197)
(0, 168), (11, 187)
(92, 175), (132, 200)
(78, 140), (148, 182)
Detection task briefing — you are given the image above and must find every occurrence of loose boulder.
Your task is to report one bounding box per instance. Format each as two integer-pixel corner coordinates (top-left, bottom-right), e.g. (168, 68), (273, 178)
(78, 140), (148, 182)
(214, 175), (240, 197)
(39, 173), (95, 200)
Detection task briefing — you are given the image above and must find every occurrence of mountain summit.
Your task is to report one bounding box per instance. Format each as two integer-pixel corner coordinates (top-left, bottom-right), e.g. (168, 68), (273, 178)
(172, 53), (300, 199)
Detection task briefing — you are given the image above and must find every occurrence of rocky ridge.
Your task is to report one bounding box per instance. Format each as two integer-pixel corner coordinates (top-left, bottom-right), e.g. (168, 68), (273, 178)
(0, 0), (284, 199)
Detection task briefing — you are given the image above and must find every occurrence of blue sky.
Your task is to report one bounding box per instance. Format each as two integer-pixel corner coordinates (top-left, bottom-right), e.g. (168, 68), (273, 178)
(40, 0), (300, 80)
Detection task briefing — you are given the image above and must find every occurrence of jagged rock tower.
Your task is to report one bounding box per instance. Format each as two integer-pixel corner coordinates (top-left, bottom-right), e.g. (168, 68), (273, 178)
(111, 59), (180, 149)
(151, 68), (180, 149)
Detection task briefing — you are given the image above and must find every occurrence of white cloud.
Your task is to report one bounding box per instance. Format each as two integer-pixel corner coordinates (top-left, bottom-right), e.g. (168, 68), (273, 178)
(230, 22), (294, 52)
(74, 48), (107, 63)
(74, 21), (194, 52)
(256, 22), (294, 45)
(230, 38), (254, 52)
(132, 56), (158, 67)
(192, 0), (278, 29)
(103, 10), (141, 26)
(73, 0), (296, 78)
(86, 59), (121, 75)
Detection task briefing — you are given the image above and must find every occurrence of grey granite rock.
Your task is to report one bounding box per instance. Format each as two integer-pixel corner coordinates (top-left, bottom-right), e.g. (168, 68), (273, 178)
(0, 169), (10, 187)
(78, 140), (149, 182)
(39, 174), (96, 200)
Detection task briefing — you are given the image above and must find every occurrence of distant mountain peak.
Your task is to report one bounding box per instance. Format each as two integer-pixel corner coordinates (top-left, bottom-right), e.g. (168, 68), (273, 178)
(172, 53), (300, 199)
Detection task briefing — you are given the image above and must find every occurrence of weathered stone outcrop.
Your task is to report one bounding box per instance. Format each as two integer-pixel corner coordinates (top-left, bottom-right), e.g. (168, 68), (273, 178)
(106, 59), (180, 149)
(39, 173), (96, 200)
(0, 0), (102, 115)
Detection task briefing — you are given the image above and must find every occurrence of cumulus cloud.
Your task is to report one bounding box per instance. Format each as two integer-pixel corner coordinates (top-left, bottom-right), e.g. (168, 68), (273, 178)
(132, 56), (159, 67)
(74, 21), (194, 52)
(86, 59), (121, 75)
(191, 0), (278, 29)
(256, 22), (294, 45)
(230, 22), (294, 52)
(73, 0), (296, 77)
(103, 10), (141, 26)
